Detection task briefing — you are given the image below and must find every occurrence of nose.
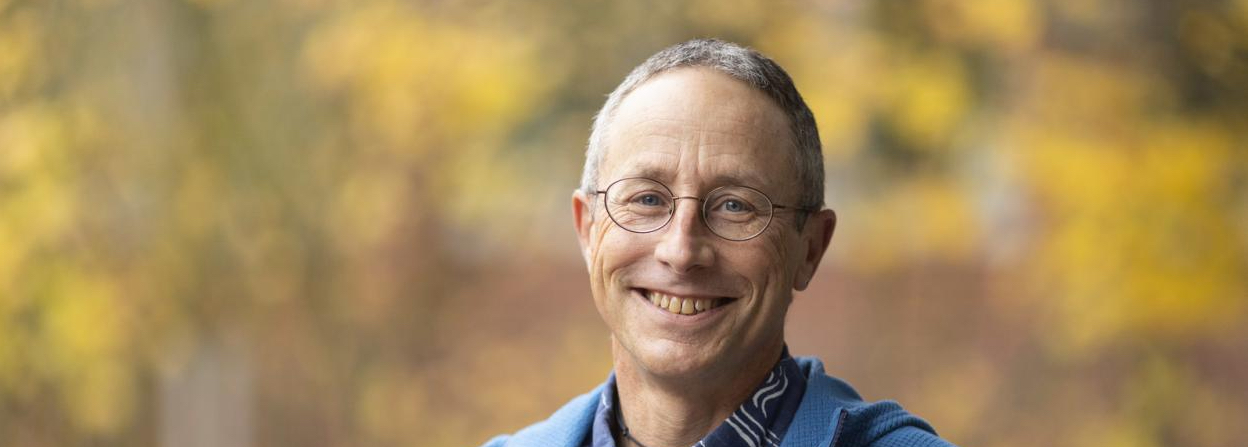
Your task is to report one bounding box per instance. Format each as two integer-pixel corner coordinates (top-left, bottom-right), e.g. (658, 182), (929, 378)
(654, 197), (715, 274)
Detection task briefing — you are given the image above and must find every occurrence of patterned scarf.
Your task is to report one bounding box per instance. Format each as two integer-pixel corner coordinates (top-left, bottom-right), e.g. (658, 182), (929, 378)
(589, 348), (807, 447)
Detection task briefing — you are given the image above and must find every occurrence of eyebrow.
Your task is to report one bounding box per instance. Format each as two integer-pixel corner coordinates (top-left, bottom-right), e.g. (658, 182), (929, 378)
(618, 166), (772, 192)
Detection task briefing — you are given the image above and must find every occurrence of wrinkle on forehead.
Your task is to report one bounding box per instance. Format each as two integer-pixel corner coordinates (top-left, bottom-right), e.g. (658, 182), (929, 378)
(599, 68), (798, 198)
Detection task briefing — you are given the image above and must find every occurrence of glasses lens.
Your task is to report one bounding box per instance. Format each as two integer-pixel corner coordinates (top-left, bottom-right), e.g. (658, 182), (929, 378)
(704, 186), (773, 240)
(605, 178), (673, 233)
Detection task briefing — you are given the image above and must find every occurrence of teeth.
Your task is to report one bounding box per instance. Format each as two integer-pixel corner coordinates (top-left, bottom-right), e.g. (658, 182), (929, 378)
(646, 291), (722, 316)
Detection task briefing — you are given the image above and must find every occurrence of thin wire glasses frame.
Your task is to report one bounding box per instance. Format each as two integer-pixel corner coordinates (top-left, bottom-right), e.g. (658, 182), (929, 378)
(589, 177), (820, 242)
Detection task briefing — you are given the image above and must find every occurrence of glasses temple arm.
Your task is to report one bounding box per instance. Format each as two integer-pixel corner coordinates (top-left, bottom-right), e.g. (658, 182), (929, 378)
(773, 204), (821, 212)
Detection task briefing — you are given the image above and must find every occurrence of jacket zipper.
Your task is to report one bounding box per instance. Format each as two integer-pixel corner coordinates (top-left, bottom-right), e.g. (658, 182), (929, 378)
(828, 408), (848, 447)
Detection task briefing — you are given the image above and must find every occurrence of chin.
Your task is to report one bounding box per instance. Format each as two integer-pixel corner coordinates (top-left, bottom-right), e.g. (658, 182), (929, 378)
(627, 338), (727, 380)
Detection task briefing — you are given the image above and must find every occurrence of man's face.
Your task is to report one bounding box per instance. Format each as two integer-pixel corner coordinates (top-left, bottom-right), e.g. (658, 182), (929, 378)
(573, 67), (834, 380)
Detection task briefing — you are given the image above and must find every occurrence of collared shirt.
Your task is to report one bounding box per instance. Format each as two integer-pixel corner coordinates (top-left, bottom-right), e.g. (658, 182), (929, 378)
(588, 348), (808, 447)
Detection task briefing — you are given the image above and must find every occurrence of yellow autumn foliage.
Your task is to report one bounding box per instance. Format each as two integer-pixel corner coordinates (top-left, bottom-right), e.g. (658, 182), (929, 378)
(0, 1), (1244, 446)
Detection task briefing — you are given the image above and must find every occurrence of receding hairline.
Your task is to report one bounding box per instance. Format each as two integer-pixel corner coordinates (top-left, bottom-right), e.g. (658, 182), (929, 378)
(593, 67), (799, 190)
(598, 66), (795, 142)
(582, 38), (825, 218)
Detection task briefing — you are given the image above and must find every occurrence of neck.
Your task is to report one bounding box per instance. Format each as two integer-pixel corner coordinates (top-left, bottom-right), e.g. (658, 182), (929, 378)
(611, 339), (783, 447)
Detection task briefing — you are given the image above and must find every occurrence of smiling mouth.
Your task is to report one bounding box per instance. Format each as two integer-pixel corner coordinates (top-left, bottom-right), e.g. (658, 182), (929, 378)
(637, 289), (734, 316)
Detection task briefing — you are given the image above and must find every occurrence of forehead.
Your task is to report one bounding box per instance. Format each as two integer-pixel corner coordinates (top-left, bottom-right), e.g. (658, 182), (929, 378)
(600, 67), (795, 191)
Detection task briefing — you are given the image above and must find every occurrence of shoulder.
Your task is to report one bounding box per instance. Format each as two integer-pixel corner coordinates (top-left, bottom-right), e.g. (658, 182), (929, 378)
(478, 383), (605, 447)
(835, 399), (954, 447)
(789, 357), (958, 447)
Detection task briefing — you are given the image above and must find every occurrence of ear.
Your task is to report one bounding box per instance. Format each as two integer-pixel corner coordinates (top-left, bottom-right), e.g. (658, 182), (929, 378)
(572, 190), (596, 268)
(793, 209), (837, 291)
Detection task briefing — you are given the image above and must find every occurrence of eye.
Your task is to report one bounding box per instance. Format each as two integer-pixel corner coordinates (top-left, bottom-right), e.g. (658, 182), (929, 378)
(633, 192), (666, 207)
(715, 197), (754, 213)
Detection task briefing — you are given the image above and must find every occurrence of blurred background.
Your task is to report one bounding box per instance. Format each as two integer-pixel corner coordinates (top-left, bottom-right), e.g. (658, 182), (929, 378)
(2, 0), (1247, 446)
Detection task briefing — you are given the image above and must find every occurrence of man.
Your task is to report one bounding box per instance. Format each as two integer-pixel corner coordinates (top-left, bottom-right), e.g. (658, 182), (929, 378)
(484, 39), (955, 447)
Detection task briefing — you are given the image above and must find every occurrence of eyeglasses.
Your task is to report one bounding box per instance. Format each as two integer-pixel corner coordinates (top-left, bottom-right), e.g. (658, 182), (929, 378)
(590, 177), (819, 241)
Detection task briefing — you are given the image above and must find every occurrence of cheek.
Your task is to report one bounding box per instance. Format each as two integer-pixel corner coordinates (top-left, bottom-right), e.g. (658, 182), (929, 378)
(587, 221), (643, 291)
(587, 221), (612, 281)
(585, 221), (617, 320)
(747, 230), (797, 288)
(757, 234), (800, 323)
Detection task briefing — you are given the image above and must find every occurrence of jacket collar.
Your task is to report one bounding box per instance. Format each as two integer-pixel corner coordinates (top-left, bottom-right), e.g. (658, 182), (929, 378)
(494, 383), (602, 447)
(778, 357), (860, 447)
(499, 357), (854, 447)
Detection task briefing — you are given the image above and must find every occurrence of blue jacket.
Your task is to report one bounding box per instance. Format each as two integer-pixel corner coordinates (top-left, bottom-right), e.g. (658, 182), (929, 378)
(482, 357), (956, 447)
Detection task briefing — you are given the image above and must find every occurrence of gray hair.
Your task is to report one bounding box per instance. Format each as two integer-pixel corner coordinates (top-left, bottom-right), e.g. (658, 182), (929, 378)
(580, 38), (824, 219)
